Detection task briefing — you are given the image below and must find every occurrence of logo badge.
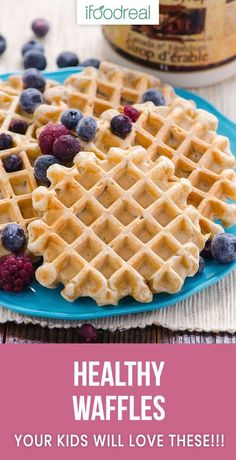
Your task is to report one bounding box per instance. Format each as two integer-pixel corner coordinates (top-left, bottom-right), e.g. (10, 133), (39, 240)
(77, 0), (159, 25)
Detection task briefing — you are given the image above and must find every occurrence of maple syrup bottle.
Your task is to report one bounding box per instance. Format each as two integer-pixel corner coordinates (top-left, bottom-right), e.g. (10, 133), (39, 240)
(103, 0), (236, 87)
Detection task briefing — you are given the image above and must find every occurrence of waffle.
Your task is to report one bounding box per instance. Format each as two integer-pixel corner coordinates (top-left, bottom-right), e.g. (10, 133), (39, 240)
(0, 140), (42, 256)
(87, 100), (236, 236)
(28, 146), (207, 306)
(32, 63), (236, 236)
(0, 73), (61, 144)
(34, 61), (175, 125)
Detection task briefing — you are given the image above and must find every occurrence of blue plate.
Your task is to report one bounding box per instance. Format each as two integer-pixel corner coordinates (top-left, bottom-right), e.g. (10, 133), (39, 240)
(0, 67), (236, 320)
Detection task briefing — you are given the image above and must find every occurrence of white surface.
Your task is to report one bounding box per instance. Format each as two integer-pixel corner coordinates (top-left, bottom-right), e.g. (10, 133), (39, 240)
(0, 0), (236, 331)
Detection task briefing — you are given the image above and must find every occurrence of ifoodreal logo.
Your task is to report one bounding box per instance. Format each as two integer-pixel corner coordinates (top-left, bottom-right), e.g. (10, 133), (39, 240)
(77, 0), (159, 25)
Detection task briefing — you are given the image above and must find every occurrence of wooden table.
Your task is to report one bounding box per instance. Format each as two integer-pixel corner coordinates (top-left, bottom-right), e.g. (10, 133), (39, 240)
(0, 0), (236, 343)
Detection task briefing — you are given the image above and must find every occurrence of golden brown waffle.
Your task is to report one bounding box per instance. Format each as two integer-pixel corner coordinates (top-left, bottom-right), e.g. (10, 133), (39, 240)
(0, 74), (59, 143)
(0, 88), (38, 143)
(28, 146), (206, 305)
(34, 61), (175, 125)
(86, 100), (236, 236)
(0, 78), (49, 256)
(0, 141), (41, 256)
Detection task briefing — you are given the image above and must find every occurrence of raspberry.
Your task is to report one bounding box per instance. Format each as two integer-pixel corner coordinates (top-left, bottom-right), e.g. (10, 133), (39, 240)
(79, 324), (98, 343)
(38, 123), (68, 154)
(124, 105), (139, 122)
(0, 254), (35, 293)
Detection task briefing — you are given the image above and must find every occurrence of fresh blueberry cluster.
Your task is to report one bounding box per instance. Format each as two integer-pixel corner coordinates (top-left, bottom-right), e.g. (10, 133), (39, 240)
(195, 233), (236, 277)
(35, 111), (98, 184)
(0, 16), (101, 71)
(17, 69), (46, 120)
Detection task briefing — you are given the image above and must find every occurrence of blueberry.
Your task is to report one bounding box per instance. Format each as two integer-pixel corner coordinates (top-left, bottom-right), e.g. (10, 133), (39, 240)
(110, 115), (132, 139)
(22, 68), (46, 93)
(81, 58), (100, 69)
(34, 155), (59, 186)
(196, 256), (205, 275)
(19, 88), (44, 114)
(23, 50), (47, 71)
(142, 89), (166, 106)
(32, 18), (50, 38)
(2, 224), (26, 253)
(53, 135), (81, 162)
(56, 51), (79, 68)
(61, 109), (83, 130)
(76, 116), (97, 142)
(3, 154), (23, 172)
(9, 119), (28, 135)
(22, 40), (44, 56)
(200, 240), (212, 259)
(0, 133), (14, 151)
(0, 35), (6, 56)
(211, 233), (236, 264)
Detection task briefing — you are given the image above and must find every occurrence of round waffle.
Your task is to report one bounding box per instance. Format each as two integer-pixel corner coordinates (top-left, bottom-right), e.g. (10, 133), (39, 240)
(32, 63), (236, 237)
(28, 146), (207, 306)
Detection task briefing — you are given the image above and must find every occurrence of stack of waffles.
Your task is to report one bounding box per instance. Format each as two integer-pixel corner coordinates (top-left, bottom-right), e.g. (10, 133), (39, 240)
(0, 61), (235, 305)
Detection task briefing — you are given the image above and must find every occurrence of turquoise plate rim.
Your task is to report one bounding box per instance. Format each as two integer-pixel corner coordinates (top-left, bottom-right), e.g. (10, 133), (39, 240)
(0, 67), (236, 321)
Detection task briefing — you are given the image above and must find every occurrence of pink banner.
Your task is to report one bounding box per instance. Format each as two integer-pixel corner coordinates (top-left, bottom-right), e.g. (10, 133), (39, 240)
(0, 345), (234, 459)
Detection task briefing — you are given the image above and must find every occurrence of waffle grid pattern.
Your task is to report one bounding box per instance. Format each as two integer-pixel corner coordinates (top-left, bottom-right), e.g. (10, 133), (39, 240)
(34, 61), (175, 125)
(90, 100), (236, 235)
(28, 147), (206, 305)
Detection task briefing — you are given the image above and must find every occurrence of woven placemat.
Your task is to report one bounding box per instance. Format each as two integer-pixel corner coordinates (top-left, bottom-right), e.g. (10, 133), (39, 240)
(0, 272), (235, 333)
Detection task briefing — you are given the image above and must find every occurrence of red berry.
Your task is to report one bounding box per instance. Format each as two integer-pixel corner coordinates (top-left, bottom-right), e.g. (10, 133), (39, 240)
(38, 123), (68, 154)
(0, 254), (35, 293)
(124, 105), (139, 123)
(53, 135), (81, 162)
(79, 324), (98, 343)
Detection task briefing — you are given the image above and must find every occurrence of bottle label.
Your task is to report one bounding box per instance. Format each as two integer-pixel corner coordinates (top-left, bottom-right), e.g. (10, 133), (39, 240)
(103, 0), (236, 71)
